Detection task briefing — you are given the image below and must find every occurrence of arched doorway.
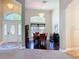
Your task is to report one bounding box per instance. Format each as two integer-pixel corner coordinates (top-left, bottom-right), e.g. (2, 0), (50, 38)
(30, 16), (46, 37)
(1, 0), (22, 49)
(3, 13), (22, 42)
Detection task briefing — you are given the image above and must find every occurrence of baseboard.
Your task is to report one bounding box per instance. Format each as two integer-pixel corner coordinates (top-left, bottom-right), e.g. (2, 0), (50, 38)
(59, 47), (79, 52)
(67, 47), (79, 51)
(59, 49), (68, 52)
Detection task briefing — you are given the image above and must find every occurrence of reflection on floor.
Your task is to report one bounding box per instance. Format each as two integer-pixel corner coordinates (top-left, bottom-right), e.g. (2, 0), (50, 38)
(0, 42), (22, 50)
(0, 40), (56, 50)
(29, 40), (54, 50)
(67, 50), (79, 59)
(0, 41), (54, 50)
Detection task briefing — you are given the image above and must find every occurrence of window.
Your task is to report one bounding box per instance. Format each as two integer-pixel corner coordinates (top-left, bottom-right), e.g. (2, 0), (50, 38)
(4, 13), (21, 20)
(39, 27), (45, 33)
(18, 24), (22, 35)
(4, 24), (7, 35)
(31, 16), (45, 23)
(30, 16), (46, 37)
(10, 25), (15, 35)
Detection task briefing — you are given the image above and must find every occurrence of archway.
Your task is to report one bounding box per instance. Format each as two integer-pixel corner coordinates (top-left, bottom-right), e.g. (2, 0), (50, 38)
(30, 16), (46, 37)
(1, 0), (22, 49)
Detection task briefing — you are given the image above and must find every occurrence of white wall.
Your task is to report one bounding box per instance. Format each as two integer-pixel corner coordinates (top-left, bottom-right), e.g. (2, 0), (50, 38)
(60, 0), (72, 50)
(60, 0), (79, 50)
(65, 4), (72, 49)
(52, 0), (66, 50)
(52, 9), (59, 33)
(17, 0), (25, 46)
(66, 0), (79, 49)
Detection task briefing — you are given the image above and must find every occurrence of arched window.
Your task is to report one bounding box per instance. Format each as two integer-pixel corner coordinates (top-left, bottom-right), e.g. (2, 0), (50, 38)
(31, 16), (45, 23)
(4, 13), (21, 20)
(30, 16), (46, 37)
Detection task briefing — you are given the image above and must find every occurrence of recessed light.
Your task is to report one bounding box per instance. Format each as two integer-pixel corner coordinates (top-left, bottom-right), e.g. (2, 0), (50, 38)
(7, 3), (14, 9)
(38, 13), (45, 17)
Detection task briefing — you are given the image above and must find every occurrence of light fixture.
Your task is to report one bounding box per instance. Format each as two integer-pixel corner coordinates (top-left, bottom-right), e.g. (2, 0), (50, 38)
(42, 1), (47, 4)
(38, 13), (45, 17)
(7, 3), (14, 9)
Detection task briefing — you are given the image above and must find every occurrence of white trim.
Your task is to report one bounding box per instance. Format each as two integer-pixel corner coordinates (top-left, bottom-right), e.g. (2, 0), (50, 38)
(66, 47), (79, 51)
(59, 49), (68, 52)
(59, 47), (79, 52)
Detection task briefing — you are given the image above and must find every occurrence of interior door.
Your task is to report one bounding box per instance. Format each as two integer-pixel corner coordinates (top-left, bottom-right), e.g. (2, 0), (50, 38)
(3, 20), (22, 43)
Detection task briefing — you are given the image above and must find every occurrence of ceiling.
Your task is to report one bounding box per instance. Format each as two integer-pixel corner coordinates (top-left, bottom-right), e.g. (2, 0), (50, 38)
(25, 0), (59, 10)
(1, 0), (21, 14)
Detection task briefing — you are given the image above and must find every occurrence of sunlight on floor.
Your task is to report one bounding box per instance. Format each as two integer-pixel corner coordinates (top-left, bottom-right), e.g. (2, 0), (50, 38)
(67, 50), (79, 59)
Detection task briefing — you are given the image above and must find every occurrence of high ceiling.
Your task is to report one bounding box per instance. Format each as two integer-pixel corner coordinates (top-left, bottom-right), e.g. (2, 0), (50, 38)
(1, 0), (21, 14)
(25, 0), (59, 10)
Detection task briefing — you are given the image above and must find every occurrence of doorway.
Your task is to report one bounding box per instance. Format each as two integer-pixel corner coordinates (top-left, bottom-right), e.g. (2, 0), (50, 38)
(0, 0), (22, 50)
(3, 20), (22, 43)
